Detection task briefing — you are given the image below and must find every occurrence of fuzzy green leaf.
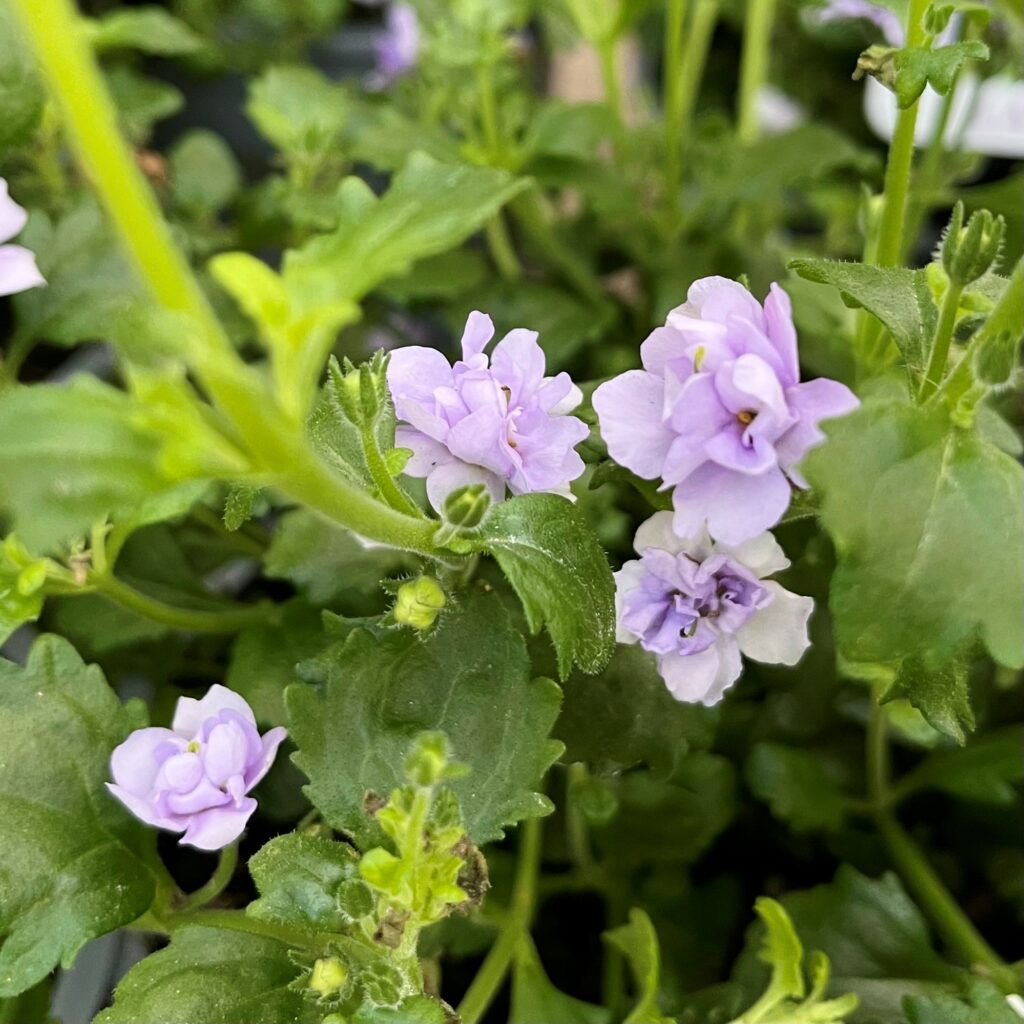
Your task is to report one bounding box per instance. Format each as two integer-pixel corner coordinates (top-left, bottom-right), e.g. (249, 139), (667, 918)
(893, 42), (990, 108)
(746, 743), (850, 833)
(474, 492), (616, 678)
(605, 909), (673, 1024)
(286, 589), (563, 849)
(0, 636), (157, 997)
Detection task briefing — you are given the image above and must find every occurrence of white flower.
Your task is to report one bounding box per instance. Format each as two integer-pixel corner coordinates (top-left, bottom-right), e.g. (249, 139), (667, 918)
(0, 178), (45, 298)
(615, 510), (814, 706)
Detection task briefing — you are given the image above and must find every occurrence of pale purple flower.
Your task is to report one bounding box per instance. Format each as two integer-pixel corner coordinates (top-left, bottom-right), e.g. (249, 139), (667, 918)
(594, 277), (858, 545)
(107, 685), (286, 851)
(0, 178), (45, 297)
(375, 3), (419, 85)
(616, 511), (813, 705)
(387, 310), (589, 511)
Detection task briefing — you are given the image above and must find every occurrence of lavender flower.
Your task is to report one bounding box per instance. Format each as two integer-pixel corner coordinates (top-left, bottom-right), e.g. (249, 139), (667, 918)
(0, 179), (45, 297)
(812, 0), (905, 44)
(387, 310), (589, 511)
(616, 511), (813, 704)
(375, 3), (420, 85)
(594, 277), (858, 545)
(108, 685), (286, 851)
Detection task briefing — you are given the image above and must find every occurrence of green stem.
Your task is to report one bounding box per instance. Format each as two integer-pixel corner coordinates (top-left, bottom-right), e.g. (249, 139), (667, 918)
(91, 574), (274, 633)
(597, 38), (622, 122)
(485, 212), (522, 281)
(457, 817), (542, 1024)
(477, 61), (502, 159)
(736, 0), (777, 145)
(0, 330), (36, 386)
(663, 0), (689, 211)
(918, 280), (964, 401)
(8, 0), (230, 357)
(179, 843), (239, 913)
(360, 426), (426, 519)
(565, 763), (594, 873)
(675, 0), (719, 171)
(867, 699), (1018, 993)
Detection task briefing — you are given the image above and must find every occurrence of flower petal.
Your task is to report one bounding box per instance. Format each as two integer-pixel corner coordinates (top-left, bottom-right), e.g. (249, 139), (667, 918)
(394, 426), (451, 477)
(593, 371), (674, 480)
(776, 377), (860, 485)
(736, 581), (813, 665)
(716, 531), (790, 578)
(658, 639), (742, 706)
(490, 328), (545, 405)
(0, 244), (45, 297)
(245, 726), (288, 790)
(172, 684), (257, 738)
(0, 179), (28, 243)
(425, 460), (504, 512)
(763, 284), (800, 387)
(672, 462), (791, 544)
(107, 783), (184, 832)
(632, 509), (711, 560)
(179, 799), (257, 851)
(110, 727), (184, 796)
(386, 345), (453, 418)
(614, 559), (646, 643)
(459, 310), (495, 361)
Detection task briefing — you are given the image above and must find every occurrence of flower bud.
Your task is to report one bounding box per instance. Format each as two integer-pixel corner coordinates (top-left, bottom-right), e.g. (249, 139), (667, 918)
(404, 731), (450, 787)
(329, 351), (389, 428)
(393, 576), (445, 631)
(941, 202), (1005, 287)
(442, 483), (491, 529)
(309, 957), (348, 999)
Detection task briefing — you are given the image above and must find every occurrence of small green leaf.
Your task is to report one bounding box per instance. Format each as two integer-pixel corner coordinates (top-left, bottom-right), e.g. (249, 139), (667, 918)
(283, 153), (530, 311)
(883, 652), (974, 744)
(105, 65), (183, 145)
(511, 935), (610, 1024)
(893, 42), (990, 108)
(247, 65), (348, 160)
(903, 978), (1023, 1022)
(286, 589), (563, 849)
(169, 130), (242, 214)
(248, 833), (366, 933)
(473, 492), (616, 678)
(746, 743), (850, 832)
(94, 927), (318, 1023)
(0, 636), (157, 997)
(788, 258), (937, 380)
(805, 400), (1024, 674)
(604, 909), (673, 1024)
(86, 6), (203, 55)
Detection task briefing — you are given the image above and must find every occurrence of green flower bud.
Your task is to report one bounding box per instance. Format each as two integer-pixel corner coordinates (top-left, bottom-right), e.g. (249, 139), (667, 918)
(309, 957), (348, 998)
(329, 351), (389, 428)
(404, 731), (449, 787)
(394, 576), (446, 631)
(442, 483), (491, 529)
(941, 202), (1005, 286)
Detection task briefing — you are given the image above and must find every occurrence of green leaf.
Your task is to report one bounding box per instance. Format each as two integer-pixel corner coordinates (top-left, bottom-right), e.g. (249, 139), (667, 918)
(788, 258), (937, 380)
(805, 400), (1024, 673)
(0, 636), (157, 997)
(0, 8), (43, 155)
(732, 867), (960, 1023)
(86, 6), (203, 55)
(225, 602), (328, 726)
(286, 588), (563, 849)
(893, 42), (990, 108)
(13, 198), (140, 349)
(105, 65), (183, 145)
(903, 978), (1023, 1023)
(0, 546), (45, 646)
(0, 377), (177, 552)
(283, 153), (530, 311)
(473, 492), (616, 678)
(248, 833), (368, 933)
(605, 909), (673, 1024)
(263, 510), (412, 608)
(247, 65), (347, 159)
(752, 897), (806, 1005)
(511, 936), (609, 1023)
(94, 926), (317, 1023)
(557, 645), (717, 778)
(883, 652), (973, 744)
(169, 130), (242, 214)
(746, 743), (850, 833)
(897, 726), (1024, 804)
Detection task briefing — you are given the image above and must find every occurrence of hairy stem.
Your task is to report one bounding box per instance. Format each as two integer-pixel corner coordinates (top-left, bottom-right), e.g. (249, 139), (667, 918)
(91, 574), (274, 634)
(457, 817), (542, 1024)
(178, 843), (240, 913)
(736, 0), (777, 145)
(868, 699), (1018, 993)
(918, 279), (964, 400)
(361, 425), (426, 519)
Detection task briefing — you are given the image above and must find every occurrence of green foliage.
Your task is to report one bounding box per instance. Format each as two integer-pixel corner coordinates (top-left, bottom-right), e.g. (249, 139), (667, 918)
(0, 7), (43, 155)
(805, 399), (1024, 736)
(746, 743), (850, 833)
(0, 376), (180, 551)
(605, 909), (673, 1023)
(472, 492), (616, 677)
(0, 536), (46, 644)
(168, 130), (242, 215)
(95, 927), (319, 1023)
(892, 43), (991, 108)
(85, 6), (203, 55)
(287, 590), (563, 849)
(282, 153), (530, 311)
(511, 935), (610, 1024)
(903, 979), (1024, 1022)
(0, 636), (157, 997)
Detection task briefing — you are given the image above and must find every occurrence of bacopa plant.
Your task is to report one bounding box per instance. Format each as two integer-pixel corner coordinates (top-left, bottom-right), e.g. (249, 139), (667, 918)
(0, 0), (1021, 1022)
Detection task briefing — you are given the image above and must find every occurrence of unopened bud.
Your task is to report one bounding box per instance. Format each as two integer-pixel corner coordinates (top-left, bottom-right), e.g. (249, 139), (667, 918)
(309, 957), (348, 998)
(404, 731), (450, 786)
(443, 483), (491, 529)
(394, 576), (445, 631)
(329, 352), (388, 428)
(942, 202), (1005, 286)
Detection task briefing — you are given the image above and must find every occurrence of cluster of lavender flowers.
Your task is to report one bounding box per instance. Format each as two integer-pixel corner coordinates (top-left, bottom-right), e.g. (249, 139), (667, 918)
(595, 277), (858, 704)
